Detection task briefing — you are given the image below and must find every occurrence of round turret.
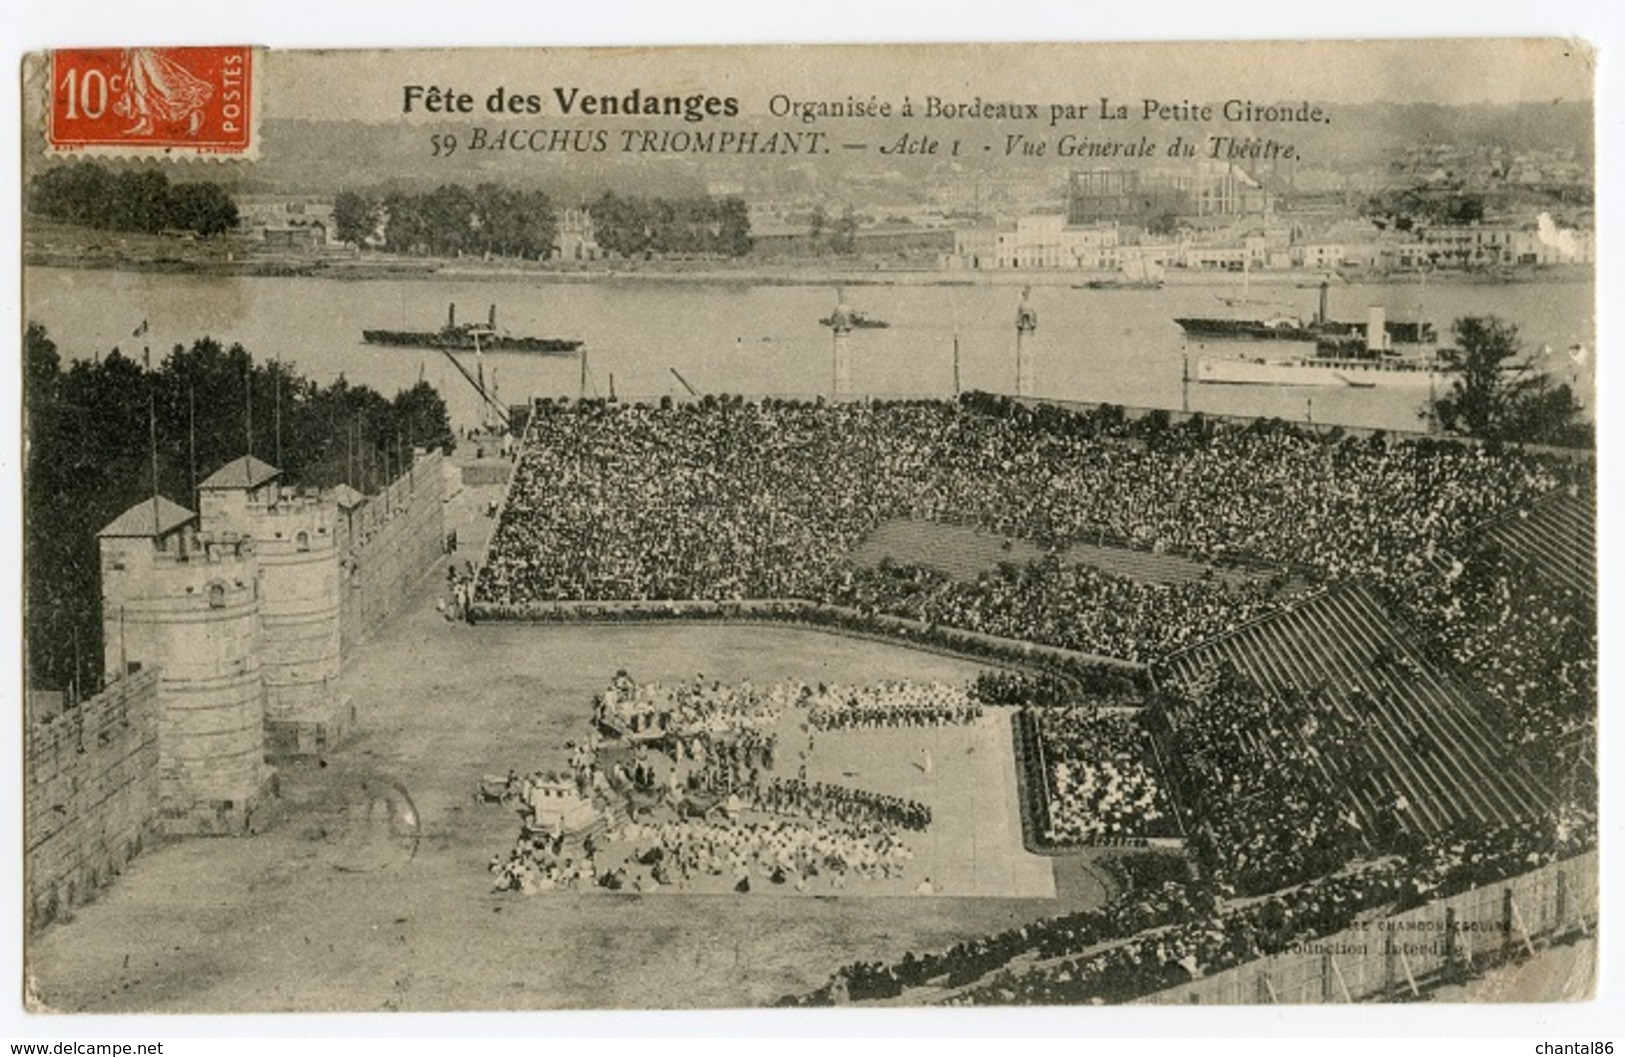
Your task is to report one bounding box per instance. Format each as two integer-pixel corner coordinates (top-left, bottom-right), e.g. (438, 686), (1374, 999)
(252, 499), (345, 754)
(100, 519), (270, 835)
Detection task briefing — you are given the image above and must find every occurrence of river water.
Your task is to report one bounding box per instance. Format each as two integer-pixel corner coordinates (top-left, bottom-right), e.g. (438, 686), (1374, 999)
(23, 267), (1594, 434)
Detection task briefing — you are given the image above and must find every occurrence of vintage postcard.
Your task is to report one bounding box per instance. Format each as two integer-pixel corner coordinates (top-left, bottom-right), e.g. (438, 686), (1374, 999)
(18, 39), (1596, 1015)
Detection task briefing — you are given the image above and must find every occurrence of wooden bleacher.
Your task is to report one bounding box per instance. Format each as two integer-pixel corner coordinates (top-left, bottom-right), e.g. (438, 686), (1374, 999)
(1157, 581), (1550, 835)
(1478, 489), (1595, 602)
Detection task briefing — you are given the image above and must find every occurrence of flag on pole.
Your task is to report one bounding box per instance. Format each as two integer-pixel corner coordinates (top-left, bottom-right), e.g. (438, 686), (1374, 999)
(132, 319), (149, 338)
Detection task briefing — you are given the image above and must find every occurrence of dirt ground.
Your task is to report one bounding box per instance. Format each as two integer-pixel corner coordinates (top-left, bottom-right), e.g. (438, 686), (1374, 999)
(25, 480), (1107, 1014)
(1428, 936), (1597, 1003)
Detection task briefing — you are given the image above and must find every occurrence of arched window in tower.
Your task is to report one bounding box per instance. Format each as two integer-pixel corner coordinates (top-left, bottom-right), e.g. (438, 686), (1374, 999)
(208, 582), (226, 609)
(296, 530), (311, 552)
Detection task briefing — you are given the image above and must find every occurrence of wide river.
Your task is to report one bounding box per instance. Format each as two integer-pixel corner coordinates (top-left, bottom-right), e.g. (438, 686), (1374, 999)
(24, 267), (1594, 434)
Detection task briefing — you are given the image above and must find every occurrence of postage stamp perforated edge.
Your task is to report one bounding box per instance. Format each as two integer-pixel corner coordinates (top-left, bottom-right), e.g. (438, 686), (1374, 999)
(33, 45), (263, 162)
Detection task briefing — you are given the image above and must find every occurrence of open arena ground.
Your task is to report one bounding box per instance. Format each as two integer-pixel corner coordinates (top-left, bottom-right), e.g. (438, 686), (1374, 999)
(26, 486), (1102, 1012)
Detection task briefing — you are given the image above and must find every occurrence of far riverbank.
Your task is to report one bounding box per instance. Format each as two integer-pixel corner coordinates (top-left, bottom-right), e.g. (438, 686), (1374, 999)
(24, 220), (1592, 291)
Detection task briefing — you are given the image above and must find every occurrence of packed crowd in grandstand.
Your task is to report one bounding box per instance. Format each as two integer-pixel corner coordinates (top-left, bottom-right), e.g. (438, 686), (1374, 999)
(829, 556), (1286, 663)
(477, 395), (1572, 665)
(969, 669), (1079, 709)
(1152, 669), (1369, 896)
(481, 393), (1560, 601)
(1383, 524), (1597, 762)
(471, 392), (1593, 1003)
(784, 810), (1594, 1006)
(1032, 708), (1168, 845)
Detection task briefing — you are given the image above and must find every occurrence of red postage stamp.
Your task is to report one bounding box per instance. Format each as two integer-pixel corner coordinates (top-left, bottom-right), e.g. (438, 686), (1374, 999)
(46, 46), (257, 157)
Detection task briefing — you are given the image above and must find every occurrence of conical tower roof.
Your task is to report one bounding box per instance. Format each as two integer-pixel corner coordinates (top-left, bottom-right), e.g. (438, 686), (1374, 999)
(98, 496), (197, 539)
(198, 455), (281, 491)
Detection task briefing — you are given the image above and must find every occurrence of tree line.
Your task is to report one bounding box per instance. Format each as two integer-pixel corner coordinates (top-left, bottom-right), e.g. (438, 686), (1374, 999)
(335, 184), (562, 260)
(335, 185), (753, 259)
(25, 324), (454, 699)
(28, 162), (239, 237)
(335, 185), (754, 260)
(588, 191), (751, 257)
(806, 204), (859, 254)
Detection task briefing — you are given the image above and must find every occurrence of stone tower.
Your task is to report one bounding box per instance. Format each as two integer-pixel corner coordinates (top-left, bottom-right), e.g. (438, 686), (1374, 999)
(198, 456), (347, 756)
(98, 496), (270, 834)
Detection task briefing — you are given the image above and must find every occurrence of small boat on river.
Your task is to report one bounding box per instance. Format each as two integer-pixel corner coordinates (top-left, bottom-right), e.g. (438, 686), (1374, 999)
(363, 303), (582, 354)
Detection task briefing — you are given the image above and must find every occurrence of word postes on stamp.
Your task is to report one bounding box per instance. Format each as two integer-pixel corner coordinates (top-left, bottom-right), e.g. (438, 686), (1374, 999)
(47, 46), (256, 157)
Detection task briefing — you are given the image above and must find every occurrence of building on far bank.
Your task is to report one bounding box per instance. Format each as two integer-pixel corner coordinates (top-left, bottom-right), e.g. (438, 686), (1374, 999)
(1067, 164), (1272, 225)
(552, 207), (601, 261)
(951, 215), (1120, 270)
(1383, 220), (1596, 269)
(237, 196), (338, 248)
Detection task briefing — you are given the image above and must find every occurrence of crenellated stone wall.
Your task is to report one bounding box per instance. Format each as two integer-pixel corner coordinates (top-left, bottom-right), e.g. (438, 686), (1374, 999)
(25, 671), (161, 933)
(335, 449), (448, 653)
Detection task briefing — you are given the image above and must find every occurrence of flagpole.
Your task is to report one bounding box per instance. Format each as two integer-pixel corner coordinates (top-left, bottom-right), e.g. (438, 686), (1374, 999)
(189, 384), (197, 510)
(274, 363), (283, 469)
(149, 393), (161, 537)
(244, 355), (253, 483)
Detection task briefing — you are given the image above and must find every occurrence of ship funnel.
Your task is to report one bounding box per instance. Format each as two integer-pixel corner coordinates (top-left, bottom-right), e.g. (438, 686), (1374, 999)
(489, 304), (497, 328)
(1366, 306), (1388, 353)
(1318, 279), (1330, 326)
(448, 303), (457, 328)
